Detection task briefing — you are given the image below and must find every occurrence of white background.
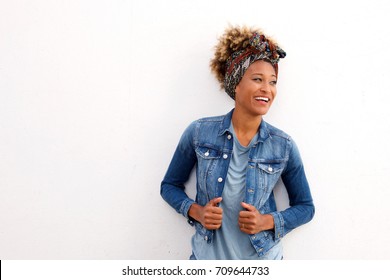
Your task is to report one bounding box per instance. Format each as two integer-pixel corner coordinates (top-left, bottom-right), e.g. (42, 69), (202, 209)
(1, 0), (389, 260)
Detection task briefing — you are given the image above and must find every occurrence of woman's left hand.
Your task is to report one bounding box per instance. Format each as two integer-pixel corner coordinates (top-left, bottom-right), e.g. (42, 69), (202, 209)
(238, 202), (275, 235)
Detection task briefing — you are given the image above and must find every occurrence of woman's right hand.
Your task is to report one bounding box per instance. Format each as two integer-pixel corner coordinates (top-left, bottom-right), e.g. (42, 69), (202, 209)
(189, 197), (223, 230)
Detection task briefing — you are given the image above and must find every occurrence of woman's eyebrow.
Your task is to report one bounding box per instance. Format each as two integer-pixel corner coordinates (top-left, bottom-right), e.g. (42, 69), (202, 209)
(251, 72), (277, 78)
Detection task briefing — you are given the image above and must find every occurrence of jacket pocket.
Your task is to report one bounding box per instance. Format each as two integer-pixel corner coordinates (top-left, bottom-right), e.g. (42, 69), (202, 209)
(195, 144), (222, 176)
(255, 159), (285, 194)
(195, 144), (223, 201)
(257, 160), (284, 175)
(195, 145), (222, 160)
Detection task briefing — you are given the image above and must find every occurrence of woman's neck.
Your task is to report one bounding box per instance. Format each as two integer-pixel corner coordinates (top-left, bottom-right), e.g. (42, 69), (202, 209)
(231, 108), (262, 147)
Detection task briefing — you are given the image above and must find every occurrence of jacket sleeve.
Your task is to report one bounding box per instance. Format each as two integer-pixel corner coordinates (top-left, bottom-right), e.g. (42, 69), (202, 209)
(160, 121), (198, 219)
(270, 138), (315, 241)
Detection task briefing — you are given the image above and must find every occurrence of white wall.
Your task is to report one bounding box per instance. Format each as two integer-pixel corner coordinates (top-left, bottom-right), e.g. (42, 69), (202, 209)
(1, 0), (390, 259)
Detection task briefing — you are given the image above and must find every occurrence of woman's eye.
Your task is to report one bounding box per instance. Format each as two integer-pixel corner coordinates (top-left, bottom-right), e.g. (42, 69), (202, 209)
(253, 78), (262, 82)
(270, 80), (277, 85)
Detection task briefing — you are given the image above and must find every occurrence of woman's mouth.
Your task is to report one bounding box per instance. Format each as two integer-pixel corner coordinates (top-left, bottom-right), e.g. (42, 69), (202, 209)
(255, 97), (270, 103)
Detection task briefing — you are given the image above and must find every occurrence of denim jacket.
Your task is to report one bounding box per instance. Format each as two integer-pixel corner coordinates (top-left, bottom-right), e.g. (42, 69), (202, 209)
(161, 109), (314, 256)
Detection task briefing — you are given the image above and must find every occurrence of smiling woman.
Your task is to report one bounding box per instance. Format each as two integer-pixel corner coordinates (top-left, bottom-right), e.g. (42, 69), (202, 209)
(160, 25), (314, 260)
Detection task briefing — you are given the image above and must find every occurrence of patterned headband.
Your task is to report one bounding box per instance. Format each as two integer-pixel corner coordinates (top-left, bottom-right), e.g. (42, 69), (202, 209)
(224, 33), (286, 100)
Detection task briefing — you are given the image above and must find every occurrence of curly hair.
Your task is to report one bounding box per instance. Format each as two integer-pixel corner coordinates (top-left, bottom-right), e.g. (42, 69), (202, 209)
(210, 25), (280, 90)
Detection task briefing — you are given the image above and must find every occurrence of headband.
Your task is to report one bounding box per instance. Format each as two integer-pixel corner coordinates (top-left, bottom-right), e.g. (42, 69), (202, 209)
(223, 33), (286, 100)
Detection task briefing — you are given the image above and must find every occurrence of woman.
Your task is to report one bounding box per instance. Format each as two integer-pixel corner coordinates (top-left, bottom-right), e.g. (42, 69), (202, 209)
(160, 26), (314, 260)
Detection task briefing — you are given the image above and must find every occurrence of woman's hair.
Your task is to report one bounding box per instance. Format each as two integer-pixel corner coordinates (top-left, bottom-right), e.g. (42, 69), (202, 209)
(210, 25), (280, 90)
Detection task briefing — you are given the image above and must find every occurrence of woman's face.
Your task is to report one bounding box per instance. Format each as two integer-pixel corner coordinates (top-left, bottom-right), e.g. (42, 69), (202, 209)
(234, 60), (277, 117)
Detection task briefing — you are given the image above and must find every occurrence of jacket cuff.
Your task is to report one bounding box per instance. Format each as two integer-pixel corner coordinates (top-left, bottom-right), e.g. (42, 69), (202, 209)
(179, 198), (196, 219)
(270, 211), (285, 241)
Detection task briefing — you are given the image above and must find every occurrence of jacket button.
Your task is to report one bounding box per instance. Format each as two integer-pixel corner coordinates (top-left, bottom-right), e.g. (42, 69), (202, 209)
(268, 166), (273, 172)
(204, 151), (209, 157)
(223, 154), (228, 159)
(217, 177), (223, 183)
(204, 236), (208, 241)
(227, 134), (232, 140)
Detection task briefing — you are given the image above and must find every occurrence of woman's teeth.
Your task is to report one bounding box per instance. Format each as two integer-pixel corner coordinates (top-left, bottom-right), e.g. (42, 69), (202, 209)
(255, 97), (269, 102)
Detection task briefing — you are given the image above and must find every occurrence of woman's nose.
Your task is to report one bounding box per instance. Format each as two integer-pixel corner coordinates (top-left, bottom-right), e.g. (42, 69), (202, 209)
(260, 82), (271, 93)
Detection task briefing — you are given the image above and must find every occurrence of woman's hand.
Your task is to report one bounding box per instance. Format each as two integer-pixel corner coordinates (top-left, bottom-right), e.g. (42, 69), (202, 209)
(238, 202), (274, 234)
(189, 197), (223, 230)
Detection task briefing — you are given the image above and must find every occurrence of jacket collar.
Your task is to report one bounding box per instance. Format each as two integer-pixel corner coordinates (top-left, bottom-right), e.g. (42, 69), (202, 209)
(218, 108), (271, 143)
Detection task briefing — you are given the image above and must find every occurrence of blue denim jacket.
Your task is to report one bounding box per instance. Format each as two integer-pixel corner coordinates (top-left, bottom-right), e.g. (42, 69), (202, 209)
(161, 109), (314, 256)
